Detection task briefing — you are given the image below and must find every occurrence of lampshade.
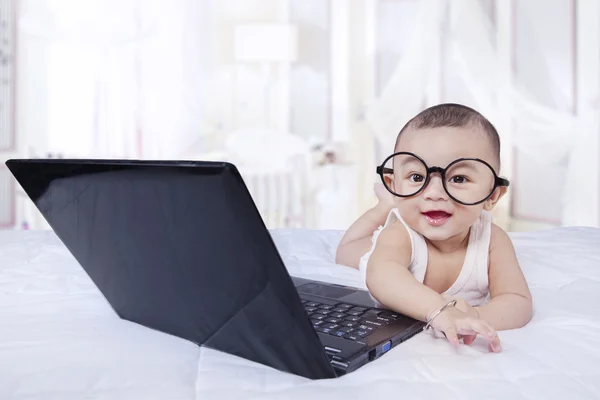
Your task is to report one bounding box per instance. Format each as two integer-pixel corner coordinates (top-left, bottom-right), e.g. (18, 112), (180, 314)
(233, 23), (297, 62)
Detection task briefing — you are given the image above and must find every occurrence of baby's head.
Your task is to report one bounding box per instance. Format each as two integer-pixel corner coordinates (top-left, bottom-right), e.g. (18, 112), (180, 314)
(379, 103), (508, 242)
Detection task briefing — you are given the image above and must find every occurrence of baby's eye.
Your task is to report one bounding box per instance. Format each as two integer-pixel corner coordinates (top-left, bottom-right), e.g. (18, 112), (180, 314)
(409, 174), (424, 183)
(449, 175), (468, 184)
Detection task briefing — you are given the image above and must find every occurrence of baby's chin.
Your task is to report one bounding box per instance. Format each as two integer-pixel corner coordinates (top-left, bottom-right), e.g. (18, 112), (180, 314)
(410, 217), (466, 242)
(414, 226), (457, 242)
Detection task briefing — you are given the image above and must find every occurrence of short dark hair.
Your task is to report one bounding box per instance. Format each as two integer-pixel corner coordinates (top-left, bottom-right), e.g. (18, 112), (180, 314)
(395, 103), (501, 169)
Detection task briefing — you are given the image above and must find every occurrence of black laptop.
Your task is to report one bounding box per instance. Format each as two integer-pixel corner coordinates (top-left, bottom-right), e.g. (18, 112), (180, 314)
(6, 159), (424, 380)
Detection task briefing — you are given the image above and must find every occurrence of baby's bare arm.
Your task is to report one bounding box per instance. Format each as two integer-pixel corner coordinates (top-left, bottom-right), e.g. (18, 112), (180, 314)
(365, 222), (448, 321)
(368, 222), (502, 351)
(475, 225), (533, 330)
(335, 202), (391, 268)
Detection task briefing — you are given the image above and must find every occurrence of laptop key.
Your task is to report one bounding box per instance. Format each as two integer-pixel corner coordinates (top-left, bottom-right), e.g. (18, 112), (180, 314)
(363, 316), (387, 324)
(344, 316), (361, 322)
(331, 313), (346, 319)
(357, 324), (375, 332)
(311, 314), (326, 320)
(305, 302), (320, 307)
(317, 327), (333, 334)
(325, 317), (342, 324)
(364, 309), (382, 317)
(363, 319), (387, 328)
(331, 307), (347, 313)
(304, 307), (317, 313)
(322, 323), (339, 330)
(350, 307), (367, 312)
(381, 312), (400, 319)
(315, 309), (331, 315)
(347, 310), (363, 316)
(336, 303), (353, 309)
(319, 305), (334, 310)
(356, 330), (370, 337)
(341, 321), (358, 328)
(343, 333), (361, 341)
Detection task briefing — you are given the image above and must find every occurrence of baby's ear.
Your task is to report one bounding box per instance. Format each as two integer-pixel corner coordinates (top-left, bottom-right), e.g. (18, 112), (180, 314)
(383, 175), (394, 191)
(483, 186), (507, 211)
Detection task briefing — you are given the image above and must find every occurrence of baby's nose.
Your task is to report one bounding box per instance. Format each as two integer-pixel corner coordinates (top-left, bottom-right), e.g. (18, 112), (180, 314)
(422, 175), (448, 200)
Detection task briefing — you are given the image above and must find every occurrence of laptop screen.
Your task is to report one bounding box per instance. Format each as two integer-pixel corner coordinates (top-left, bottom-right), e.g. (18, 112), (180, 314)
(7, 159), (336, 379)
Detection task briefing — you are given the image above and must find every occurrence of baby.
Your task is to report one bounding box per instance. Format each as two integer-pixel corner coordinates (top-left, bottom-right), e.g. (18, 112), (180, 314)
(336, 103), (532, 353)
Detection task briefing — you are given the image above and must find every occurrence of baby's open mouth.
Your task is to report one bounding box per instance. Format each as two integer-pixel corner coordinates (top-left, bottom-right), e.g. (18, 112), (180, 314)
(422, 211), (452, 226)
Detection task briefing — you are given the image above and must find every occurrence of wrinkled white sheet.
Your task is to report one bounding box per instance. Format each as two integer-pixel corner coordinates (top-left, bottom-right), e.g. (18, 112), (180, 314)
(0, 227), (599, 399)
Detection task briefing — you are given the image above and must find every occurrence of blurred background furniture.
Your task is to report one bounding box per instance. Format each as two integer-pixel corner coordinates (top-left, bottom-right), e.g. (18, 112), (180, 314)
(189, 128), (315, 229)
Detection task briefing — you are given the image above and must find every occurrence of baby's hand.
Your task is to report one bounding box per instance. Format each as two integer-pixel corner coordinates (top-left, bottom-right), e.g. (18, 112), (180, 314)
(442, 295), (479, 319)
(429, 305), (502, 353)
(374, 183), (395, 209)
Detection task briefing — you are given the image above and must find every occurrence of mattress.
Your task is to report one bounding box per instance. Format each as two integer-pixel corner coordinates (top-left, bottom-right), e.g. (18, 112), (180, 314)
(0, 226), (599, 399)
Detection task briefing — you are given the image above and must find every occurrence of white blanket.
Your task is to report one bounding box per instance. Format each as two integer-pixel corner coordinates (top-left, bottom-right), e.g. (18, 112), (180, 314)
(0, 227), (599, 399)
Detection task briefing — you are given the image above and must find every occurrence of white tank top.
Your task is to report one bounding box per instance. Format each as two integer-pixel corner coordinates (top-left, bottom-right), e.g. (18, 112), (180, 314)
(358, 208), (493, 306)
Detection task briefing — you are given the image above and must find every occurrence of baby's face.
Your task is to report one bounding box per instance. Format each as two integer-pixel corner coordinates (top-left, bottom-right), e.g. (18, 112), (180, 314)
(390, 125), (501, 242)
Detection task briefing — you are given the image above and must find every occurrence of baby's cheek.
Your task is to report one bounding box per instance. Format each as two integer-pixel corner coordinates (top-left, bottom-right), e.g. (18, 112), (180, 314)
(454, 206), (484, 227)
(396, 202), (420, 226)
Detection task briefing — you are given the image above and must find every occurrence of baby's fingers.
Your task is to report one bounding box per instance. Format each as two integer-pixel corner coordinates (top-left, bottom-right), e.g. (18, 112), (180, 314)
(457, 319), (501, 352)
(443, 326), (460, 348)
(457, 319), (490, 337)
(462, 334), (477, 346)
(480, 320), (502, 352)
(477, 320), (501, 352)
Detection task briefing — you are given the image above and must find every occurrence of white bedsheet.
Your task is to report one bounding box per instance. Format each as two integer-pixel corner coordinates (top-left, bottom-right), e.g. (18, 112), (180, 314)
(0, 227), (599, 399)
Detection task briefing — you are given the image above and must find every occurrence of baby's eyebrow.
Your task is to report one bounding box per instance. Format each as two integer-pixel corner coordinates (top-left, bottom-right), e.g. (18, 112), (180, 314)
(381, 157), (422, 175)
(396, 158), (423, 168)
(447, 160), (481, 171)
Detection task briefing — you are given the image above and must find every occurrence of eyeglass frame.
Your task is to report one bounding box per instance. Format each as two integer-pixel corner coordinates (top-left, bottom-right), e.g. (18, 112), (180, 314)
(376, 151), (510, 206)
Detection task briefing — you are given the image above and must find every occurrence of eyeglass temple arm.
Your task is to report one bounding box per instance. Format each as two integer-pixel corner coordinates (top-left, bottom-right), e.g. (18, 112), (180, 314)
(498, 177), (510, 187)
(376, 166), (394, 175)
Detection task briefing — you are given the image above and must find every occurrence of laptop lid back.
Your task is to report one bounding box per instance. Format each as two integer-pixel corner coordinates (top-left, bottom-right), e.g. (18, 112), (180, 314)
(6, 159), (336, 380)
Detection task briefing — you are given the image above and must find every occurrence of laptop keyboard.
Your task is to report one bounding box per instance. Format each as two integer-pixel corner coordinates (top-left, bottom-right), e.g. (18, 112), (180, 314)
(301, 299), (400, 342)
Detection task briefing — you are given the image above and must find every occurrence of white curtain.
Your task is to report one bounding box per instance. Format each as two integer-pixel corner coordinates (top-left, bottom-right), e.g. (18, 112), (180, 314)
(365, 0), (598, 227)
(19, 0), (214, 160)
(365, 0), (444, 154)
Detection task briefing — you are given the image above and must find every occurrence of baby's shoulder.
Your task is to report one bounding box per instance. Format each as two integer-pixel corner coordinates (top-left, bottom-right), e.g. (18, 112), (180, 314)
(368, 224), (412, 269)
(488, 223), (513, 250)
(373, 214), (412, 254)
(379, 215), (410, 242)
(486, 223), (518, 273)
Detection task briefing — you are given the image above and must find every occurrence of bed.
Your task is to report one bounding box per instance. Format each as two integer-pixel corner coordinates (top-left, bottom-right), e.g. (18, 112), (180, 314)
(1, 226), (599, 399)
